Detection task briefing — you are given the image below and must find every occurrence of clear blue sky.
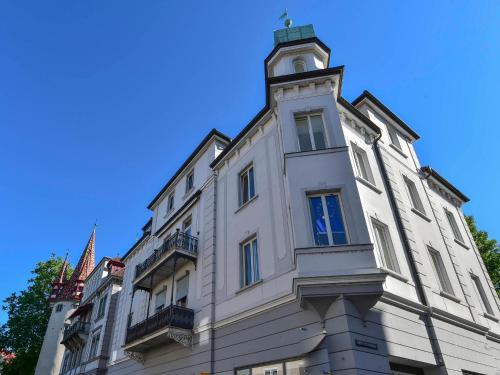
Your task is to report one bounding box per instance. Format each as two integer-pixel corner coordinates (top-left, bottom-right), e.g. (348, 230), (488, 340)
(0, 1), (499, 323)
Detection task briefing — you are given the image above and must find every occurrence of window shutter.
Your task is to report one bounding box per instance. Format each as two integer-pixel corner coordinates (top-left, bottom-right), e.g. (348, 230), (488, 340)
(176, 275), (189, 301)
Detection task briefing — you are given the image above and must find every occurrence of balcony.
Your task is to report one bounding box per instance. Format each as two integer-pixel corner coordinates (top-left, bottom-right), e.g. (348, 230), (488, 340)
(134, 231), (198, 290)
(124, 305), (194, 352)
(61, 321), (90, 349)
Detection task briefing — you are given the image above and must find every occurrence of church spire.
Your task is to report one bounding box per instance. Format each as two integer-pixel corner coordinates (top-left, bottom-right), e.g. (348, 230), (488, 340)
(57, 226), (96, 301)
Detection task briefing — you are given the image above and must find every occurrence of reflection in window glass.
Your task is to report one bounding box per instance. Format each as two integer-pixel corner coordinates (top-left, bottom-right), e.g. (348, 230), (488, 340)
(295, 116), (312, 151)
(309, 194), (347, 246)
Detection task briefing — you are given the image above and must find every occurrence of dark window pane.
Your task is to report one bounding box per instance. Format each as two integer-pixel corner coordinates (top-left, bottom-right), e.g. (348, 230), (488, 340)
(310, 115), (326, 150)
(309, 197), (329, 245)
(249, 168), (255, 199)
(325, 195), (347, 245)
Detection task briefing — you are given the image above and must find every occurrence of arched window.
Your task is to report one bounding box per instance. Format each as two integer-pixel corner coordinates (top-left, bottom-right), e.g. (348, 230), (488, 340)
(293, 59), (306, 73)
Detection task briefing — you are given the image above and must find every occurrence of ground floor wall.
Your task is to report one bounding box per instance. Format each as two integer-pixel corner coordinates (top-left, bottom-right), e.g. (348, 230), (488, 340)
(107, 298), (500, 375)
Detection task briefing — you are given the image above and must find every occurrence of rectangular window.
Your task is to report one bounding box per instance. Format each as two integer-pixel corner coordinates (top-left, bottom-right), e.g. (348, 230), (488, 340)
(404, 177), (425, 214)
(352, 144), (374, 184)
(89, 333), (100, 359)
(372, 220), (401, 273)
(239, 164), (256, 205)
(241, 237), (260, 287)
(155, 288), (166, 312)
(445, 209), (464, 243)
(428, 247), (454, 295)
(55, 304), (63, 312)
(182, 216), (192, 236)
(388, 127), (402, 149)
(308, 193), (348, 246)
(176, 274), (189, 307)
(295, 113), (327, 152)
(185, 169), (194, 193)
(167, 192), (175, 212)
(471, 274), (494, 315)
(96, 294), (107, 319)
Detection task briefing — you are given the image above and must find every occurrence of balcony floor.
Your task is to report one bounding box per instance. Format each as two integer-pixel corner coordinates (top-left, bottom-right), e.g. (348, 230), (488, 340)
(124, 326), (193, 352)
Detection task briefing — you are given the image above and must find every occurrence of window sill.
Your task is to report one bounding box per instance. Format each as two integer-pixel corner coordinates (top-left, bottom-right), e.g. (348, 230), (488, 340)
(163, 208), (174, 219)
(389, 143), (408, 158)
(355, 176), (382, 194)
(380, 267), (409, 283)
(483, 312), (499, 322)
(454, 238), (470, 250)
(439, 290), (461, 303)
(235, 194), (258, 214)
(182, 188), (195, 201)
(411, 208), (432, 222)
(236, 279), (263, 295)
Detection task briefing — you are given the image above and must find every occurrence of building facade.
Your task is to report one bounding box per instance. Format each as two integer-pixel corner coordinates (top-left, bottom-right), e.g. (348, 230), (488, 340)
(37, 24), (500, 375)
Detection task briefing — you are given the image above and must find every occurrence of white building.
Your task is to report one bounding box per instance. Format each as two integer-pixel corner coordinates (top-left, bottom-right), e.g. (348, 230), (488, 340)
(40, 23), (500, 375)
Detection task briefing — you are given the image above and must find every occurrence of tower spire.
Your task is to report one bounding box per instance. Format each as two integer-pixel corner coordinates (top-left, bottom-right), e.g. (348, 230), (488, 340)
(56, 252), (69, 284)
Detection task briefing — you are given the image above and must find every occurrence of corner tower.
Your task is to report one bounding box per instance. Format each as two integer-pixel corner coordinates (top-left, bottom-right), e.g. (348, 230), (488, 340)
(35, 227), (96, 375)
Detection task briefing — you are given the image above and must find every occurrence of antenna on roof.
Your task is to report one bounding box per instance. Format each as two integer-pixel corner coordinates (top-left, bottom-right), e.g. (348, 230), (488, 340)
(279, 9), (292, 28)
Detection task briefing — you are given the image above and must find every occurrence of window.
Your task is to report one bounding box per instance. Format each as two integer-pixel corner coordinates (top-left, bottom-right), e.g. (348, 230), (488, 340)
(176, 274), (189, 307)
(265, 369), (279, 375)
(293, 59), (306, 73)
(445, 209), (464, 243)
(167, 192), (175, 212)
(404, 177), (425, 214)
(372, 220), (400, 273)
(239, 164), (256, 205)
(241, 237), (260, 287)
(471, 274), (494, 315)
(308, 193), (347, 246)
(428, 247), (454, 295)
(88, 333), (100, 359)
(96, 294), (107, 319)
(182, 216), (192, 236)
(55, 304), (63, 312)
(185, 169), (194, 193)
(295, 113), (327, 152)
(388, 127), (402, 149)
(352, 144), (374, 184)
(155, 288), (166, 312)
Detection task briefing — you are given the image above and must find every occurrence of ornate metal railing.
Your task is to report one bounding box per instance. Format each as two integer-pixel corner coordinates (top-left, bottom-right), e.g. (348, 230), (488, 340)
(62, 321), (90, 343)
(135, 231), (198, 280)
(125, 305), (194, 345)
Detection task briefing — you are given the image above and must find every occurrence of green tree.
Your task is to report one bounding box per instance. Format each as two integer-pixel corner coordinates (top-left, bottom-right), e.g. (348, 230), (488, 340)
(466, 215), (500, 296)
(0, 254), (72, 375)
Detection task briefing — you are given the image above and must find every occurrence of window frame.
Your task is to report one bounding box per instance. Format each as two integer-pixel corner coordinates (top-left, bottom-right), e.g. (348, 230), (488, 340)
(470, 273), (494, 315)
(294, 112), (328, 152)
(307, 192), (349, 247)
(444, 209), (464, 243)
(388, 126), (402, 149)
(96, 294), (107, 320)
(239, 164), (256, 206)
(167, 192), (175, 213)
(88, 333), (100, 360)
(154, 288), (167, 313)
(404, 176), (426, 214)
(182, 215), (192, 236)
(55, 303), (63, 312)
(427, 247), (454, 295)
(240, 236), (260, 288)
(175, 273), (189, 307)
(371, 219), (401, 274)
(292, 58), (306, 73)
(351, 143), (375, 184)
(185, 169), (194, 193)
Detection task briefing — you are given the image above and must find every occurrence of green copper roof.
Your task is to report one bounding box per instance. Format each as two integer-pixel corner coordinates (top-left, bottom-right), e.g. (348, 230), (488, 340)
(274, 24), (315, 46)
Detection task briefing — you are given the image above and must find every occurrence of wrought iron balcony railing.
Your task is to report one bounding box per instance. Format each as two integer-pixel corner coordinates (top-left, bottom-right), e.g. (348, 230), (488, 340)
(125, 305), (194, 346)
(135, 231), (198, 281)
(61, 321), (90, 345)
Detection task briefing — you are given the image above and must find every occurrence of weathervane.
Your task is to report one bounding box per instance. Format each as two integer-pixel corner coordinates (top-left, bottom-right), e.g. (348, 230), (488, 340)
(279, 9), (292, 28)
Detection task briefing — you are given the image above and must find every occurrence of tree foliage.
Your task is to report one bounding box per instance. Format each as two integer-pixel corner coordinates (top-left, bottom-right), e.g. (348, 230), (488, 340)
(0, 254), (72, 375)
(466, 215), (500, 296)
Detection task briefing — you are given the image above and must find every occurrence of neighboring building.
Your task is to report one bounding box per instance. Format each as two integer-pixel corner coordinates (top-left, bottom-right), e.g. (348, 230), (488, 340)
(37, 23), (500, 375)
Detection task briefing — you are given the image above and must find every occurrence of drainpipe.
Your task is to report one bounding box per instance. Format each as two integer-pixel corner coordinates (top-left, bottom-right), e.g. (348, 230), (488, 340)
(209, 172), (218, 375)
(372, 134), (444, 367)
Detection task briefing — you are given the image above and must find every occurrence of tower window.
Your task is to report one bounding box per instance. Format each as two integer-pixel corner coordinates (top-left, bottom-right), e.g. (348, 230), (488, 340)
(55, 304), (63, 312)
(295, 113), (327, 152)
(293, 59), (306, 73)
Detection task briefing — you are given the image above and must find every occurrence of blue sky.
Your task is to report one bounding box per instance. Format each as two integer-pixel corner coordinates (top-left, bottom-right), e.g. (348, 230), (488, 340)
(0, 1), (499, 323)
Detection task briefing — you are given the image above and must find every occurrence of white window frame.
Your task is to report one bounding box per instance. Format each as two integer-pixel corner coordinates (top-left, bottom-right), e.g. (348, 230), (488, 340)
(471, 273), (494, 315)
(154, 288), (167, 312)
(352, 143), (375, 184)
(444, 209), (464, 243)
(294, 112), (328, 152)
(404, 176), (426, 214)
(240, 236), (260, 288)
(372, 219), (401, 274)
(388, 126), (402, 149)
(167, 192), (175, 213)
(96, 294), (107, 319)
(427, 247), (454, 295)
(308, 193), (349, 246)
(182, 215), (192, 236)
(185, 169), (194, 193)
(88, 333), (100, 359)
(239, 164), (256, 206)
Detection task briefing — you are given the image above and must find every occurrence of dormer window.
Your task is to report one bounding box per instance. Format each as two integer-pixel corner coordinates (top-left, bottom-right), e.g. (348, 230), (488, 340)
(293, 58), (306, 73)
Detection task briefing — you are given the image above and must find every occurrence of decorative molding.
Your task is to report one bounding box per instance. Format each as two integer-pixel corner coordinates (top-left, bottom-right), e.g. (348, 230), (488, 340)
(166, 328), (193, 347)
(338, 109), (376, 144)
(124, 350), (145, 364)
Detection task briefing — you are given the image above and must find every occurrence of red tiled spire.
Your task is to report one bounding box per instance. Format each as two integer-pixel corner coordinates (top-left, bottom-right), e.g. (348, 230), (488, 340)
(57, 226), (96, 302)
(56, 253), (69, 284)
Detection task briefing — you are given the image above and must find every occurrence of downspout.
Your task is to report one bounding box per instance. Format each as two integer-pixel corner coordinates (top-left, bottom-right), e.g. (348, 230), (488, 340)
(419, 167), (476, 323)
(209, 172), (218, 375)
(372, 134), (444, 367)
